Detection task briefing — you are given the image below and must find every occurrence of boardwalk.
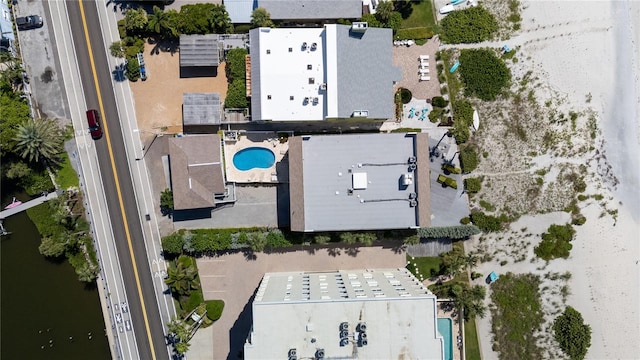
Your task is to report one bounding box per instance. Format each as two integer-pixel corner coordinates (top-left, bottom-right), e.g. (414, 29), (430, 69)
(0, 191), (60, 220)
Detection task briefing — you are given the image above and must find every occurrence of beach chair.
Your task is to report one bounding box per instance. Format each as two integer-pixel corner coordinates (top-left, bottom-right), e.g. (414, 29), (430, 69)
(419, 55), (429, 61)
(419, 68), (430, 74)
(420, 75), (431, 81)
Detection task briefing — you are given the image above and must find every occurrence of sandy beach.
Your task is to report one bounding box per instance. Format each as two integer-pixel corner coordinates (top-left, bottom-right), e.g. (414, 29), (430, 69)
(461, 1), (640, 359)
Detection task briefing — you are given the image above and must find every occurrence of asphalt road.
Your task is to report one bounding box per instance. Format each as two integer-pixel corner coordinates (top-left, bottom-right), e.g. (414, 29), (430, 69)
(66, 1), (169, 359)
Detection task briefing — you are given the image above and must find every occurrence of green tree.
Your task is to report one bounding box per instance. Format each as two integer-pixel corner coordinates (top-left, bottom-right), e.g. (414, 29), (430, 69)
(464, 177), (482, 193)
(39, 235), (67, 257)
(165, 256), (199, 296)
(76, 262), (98, 282)
(361, 13), (381, 27)
(553, 306), (592, 360)
(208, 4), (233, 34)
(147, 6), (178, 39)
(0, 93), (31, 156)
(126, 57), (140, 81)
(457, 284), (486, 320)
(469, 212), (503, 232)
(459, 145), (479, 173)
(386, 12), (403, 33)
(534, 224), (575, 260)
(124, 8), (148, 35)
(167, 317), (191, 355)
(441, 249), (467, 277)
(5, 161), (31, 179)
(14, 118), (63, 163)
(109, 41), (125, 58)
(250, 7), (274, 28)
(246, 232), (268, 252)
(160, 188), (174, 213)
(375, 0), (394, 23)
(162, 232), (184, 255)
(179, 3), (215, 34)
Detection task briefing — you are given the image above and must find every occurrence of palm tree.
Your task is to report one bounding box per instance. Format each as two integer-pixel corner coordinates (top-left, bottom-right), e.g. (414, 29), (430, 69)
(147, 6), (178, 39)
(208, 5), (233, 34)
(14, 118), (62, 163)
(375, 0), (394, 23)
(165, 258), (199, 296)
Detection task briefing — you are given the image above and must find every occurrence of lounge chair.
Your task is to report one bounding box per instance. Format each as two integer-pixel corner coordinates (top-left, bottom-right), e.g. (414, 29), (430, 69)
(419, 55), (429, 61)
(420, 75), (431, 81)
(419, 69), (430, 74)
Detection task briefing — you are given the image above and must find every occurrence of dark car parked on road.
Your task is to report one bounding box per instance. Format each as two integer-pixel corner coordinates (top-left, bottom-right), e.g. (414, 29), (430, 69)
(16, 15), (43, 30)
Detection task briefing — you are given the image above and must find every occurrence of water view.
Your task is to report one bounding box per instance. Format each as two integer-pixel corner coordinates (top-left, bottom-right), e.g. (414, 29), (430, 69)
(1, 210), (110, 359)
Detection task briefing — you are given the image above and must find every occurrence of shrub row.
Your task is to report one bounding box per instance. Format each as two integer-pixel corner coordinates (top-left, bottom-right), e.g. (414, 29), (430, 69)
(459, 146), (479, 173)
(417, 225), (481, 240)
(440, 6), (498, 44)
(459, 49), (511, 101)
(395, 27), (434, 41)
(469, 211), (506, 232)
(464, 177), (482, 193)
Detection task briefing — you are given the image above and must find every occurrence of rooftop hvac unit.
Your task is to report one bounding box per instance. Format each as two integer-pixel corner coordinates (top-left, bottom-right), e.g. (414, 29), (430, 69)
(402, 173), (413, 186)
(357, 323), (367, 332)
(409, 163), (417, 171)
(340, 338), (350, 347)
(315, 349), (325, 359)
(409, 193), (417, 200)
(351, 22), (368, 32)
(288, 349), (297, 357)
(311, 42), (317, 51)
(408, 156), (417, 164)
(360, 332), (367, 340)
(302, 42), (308, 49)
(409, 199), (418, 207)
(340, 330), (349, 339)
(361, 339), (368, 346)
(340, 322), (349, 331)
(289, 356), (298, 360)
(320, 83), (327, 90)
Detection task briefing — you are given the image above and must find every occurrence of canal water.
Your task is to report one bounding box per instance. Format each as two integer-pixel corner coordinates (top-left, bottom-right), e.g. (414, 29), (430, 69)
(1, 209), (111, 359)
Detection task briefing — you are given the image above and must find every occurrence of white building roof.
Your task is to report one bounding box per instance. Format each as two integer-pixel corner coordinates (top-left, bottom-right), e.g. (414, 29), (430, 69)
(249, 24), (401, 122)
(244, 268), (445, 360)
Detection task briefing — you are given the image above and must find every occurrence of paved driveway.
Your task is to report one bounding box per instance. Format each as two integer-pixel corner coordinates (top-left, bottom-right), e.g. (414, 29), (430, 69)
(197, 244), (407, 360)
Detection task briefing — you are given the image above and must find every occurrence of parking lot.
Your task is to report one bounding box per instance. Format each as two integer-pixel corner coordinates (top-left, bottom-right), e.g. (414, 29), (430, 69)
(197, 244), (407, 359)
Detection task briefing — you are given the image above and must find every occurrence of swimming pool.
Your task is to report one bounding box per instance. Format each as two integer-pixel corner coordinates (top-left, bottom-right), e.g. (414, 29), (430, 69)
(437, 318), (454, 360)
(233, 147), (276, 171)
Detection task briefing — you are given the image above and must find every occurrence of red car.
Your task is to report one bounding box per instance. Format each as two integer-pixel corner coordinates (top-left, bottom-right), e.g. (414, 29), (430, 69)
(86, 109), (103, 140)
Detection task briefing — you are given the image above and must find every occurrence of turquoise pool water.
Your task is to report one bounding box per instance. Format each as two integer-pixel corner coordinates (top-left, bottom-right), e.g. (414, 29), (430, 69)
(233, 147), (276, 171)
(437, 318), (454, 360)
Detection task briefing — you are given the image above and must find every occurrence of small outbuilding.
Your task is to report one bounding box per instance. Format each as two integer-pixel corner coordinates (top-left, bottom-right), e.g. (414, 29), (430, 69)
(183, 93), (222, 133)
(179, 34), (220, 77)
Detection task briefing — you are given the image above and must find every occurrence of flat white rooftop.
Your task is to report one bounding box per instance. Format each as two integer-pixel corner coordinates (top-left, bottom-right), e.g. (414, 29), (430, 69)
(244, 269), (445, 360)
(251, 28), (326, 121)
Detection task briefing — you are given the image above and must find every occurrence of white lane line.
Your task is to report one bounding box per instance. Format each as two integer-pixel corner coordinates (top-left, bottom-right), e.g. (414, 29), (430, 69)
(49, 2), (137, 358)
(98, 3), (176, 327)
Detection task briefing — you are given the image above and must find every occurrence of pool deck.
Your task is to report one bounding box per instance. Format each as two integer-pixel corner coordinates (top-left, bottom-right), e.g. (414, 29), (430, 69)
(437, 300), (463, 360)
(223, 131), (289, 183)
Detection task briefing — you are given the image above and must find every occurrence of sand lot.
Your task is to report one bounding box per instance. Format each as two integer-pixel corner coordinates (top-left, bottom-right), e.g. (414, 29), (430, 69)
(129, 43), (228, 143)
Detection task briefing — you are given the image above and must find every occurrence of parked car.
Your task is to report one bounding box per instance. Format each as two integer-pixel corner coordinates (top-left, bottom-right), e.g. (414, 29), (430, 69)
(86, 109), (103, 140)
(16, 15), (43, 30)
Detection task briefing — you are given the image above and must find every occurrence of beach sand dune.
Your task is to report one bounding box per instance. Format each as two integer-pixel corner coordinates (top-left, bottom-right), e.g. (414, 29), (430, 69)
(468, 1), (640, 359)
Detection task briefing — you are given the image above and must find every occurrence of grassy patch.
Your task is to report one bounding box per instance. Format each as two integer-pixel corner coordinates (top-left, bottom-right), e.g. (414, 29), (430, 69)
(390, 127), (422, 133)
(490, 273), (544, 360)
(464, 319), (482, 360)
(398, 0), (436, 30)
(55, 152), (79, 189)
(406, 254), (442, 279)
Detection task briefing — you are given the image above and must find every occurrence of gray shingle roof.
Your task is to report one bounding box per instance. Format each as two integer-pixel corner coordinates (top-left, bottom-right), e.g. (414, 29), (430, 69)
(169, 135), (226, 210)
(288, 133), (431, 232)
(180, 34), (220, 67)
(183, 93), (221, 126)
(260, 0), (362, 20)
(335, 25), (402, 119)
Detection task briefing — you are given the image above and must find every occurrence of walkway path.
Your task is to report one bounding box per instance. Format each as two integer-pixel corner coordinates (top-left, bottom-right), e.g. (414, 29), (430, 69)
(0, 191), (60, 220)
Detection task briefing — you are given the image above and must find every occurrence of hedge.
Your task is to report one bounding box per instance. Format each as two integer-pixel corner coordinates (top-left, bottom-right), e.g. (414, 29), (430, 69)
(440, 6), (498, 44)
(395, 27), (434, 41)
(459, 146), (479, 173)
(534, 224), (575, 261)
(205, 300), (225, 322)
(469, 212), (505, 232)
(417, 226), (480, 240)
